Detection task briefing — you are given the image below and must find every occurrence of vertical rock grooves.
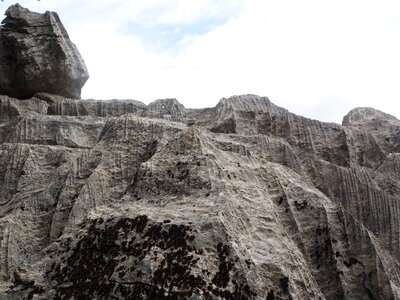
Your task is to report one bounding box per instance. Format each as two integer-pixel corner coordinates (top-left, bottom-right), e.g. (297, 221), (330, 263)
(0, 93), (399, 299)
(0, 5), (399, 297)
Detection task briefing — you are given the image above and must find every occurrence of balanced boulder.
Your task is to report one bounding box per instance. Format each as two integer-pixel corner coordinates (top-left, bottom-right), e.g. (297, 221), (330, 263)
(0, 4), (88, 99)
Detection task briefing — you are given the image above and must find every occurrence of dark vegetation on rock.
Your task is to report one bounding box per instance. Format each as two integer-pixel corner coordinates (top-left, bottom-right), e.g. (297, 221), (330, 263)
(0, 4), (399, 300)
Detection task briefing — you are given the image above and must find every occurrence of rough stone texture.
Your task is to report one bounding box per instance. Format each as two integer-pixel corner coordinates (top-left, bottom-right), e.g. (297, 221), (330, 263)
(0, 6), (399, 297)
(0, 92), (399, 299)
(0, 95), (48, 123)
(0, 4), (88, 99)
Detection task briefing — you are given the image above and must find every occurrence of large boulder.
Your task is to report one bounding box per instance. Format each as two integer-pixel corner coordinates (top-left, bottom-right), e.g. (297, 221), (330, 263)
(0, 4), (88, 99)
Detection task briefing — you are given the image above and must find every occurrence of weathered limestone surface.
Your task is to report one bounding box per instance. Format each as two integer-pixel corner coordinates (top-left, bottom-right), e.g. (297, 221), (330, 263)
(0, 4), (400, 300)
(0, 5), (88, 99)
(0, 93), (399, 299)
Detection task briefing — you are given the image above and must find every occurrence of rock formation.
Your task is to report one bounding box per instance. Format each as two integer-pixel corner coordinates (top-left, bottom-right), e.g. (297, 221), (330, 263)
(0, 5), (400, 300)
(0, 4), (88, 99)
(0, 94), (399, 300)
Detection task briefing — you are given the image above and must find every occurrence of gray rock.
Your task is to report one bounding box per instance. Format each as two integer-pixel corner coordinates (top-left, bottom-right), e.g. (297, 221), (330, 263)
(0, 93), (399, 299)
(0, 6), (399, 299)
(145, 98), (187, 122)
(0, 95), (48, 123)
(0, 4), (88, 99)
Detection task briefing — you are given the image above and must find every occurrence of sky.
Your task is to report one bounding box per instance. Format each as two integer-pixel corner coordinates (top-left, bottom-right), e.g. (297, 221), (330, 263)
(1, 0), (400, 123)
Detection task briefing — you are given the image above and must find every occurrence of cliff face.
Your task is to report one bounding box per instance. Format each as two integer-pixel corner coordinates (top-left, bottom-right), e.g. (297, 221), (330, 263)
(0, 93), (399, 300)
(0, 4), (400, 300)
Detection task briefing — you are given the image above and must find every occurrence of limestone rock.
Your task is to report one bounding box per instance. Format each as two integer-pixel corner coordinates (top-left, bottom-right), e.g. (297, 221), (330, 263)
(145, 98), (187, 122)
(0, 6), (399, 298)
(343, 107), (400, 157)
(0, 93), (398, 299)
(0, 4), (88, 99)
(342, 107), (400, 127)
(0, 95), (48, 123)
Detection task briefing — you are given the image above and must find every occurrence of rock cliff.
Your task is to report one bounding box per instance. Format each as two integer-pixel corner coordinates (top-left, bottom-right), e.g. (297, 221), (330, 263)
(0, 5), (400, 300)
(1, 93), (399, 300)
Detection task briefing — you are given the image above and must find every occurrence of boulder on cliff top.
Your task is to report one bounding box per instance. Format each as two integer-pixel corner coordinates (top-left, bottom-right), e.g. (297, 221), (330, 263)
(0, 4), (88, 99)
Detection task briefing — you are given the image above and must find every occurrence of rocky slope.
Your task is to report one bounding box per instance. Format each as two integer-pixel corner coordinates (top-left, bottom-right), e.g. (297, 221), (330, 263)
(0, 92), (399, 300)
(0, 4), (400, 300)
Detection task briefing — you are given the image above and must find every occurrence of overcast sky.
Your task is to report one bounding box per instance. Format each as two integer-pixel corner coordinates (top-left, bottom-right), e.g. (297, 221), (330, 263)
(1, 0), (400, 123)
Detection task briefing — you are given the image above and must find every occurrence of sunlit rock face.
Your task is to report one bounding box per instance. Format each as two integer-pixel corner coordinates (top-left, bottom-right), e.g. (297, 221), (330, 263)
(0, 4), (88, 99)
(0, 5), (400, 300)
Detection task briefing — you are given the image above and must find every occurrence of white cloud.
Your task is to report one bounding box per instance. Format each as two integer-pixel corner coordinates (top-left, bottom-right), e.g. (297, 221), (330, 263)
(158, 0), (243, 24)
(0, 0), (400, 123)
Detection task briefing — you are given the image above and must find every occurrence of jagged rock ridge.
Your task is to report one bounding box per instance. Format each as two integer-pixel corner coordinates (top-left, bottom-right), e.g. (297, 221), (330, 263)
(0, 93), (399, 299)
(0, 4), (400, 300)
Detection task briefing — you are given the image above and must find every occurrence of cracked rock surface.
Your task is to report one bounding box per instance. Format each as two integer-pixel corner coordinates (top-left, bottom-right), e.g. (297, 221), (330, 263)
(0, 94), (399, 299)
